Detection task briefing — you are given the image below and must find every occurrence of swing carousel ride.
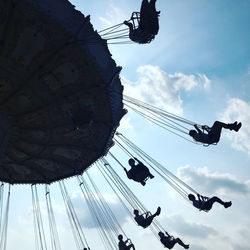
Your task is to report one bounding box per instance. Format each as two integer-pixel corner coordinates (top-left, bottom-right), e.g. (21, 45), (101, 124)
(0, 0), (237, 249)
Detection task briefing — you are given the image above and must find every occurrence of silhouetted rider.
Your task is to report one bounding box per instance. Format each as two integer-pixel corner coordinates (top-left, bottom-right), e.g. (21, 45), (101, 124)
(123, 158), (154, 186)
(189, 121), (241, 144)
(188, 193), (232, 211)
(118, 234), (135, 250)
(124, 0), (160, 44)
(158, 231), (189, 249)
(134, 206), (161, 228)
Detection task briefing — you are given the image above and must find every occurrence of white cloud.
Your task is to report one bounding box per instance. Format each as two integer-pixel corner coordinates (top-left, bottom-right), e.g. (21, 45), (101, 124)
(177, 165), (250, 197)
(231, 227), (250, 250)
(190, 246), (207, 250)
(122, 65), (210, 115)
(219, 98), (250, 156)
(119, 116), (133, 130)
(163, 213), (217, 238)
(99, 1), (127, 27)
(198, 73), (211, 90)
(159, 213), (250, 250)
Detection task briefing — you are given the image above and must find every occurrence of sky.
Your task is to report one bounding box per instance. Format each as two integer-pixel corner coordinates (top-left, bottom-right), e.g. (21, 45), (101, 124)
(2, 0), (250, 250)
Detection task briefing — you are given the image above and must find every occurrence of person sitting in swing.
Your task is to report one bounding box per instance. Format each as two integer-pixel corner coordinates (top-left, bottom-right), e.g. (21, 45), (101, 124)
(188, 193), (232, 211)
(123, 158), (154, 186)
(118, 234), (136, 250)
(158, 231), (189, 249)
(134, 206), (161, 228)
(123, 0), (160, 44)
(189, 121), (242, 144)
(189, 193), (232, 211)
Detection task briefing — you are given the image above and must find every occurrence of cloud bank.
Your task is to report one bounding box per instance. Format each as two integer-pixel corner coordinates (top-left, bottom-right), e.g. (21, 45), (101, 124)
(165, 214), (217, 238)
(177, 165), (250, 196)
(159, 213), (250, 250)
(122, 65), (210, 115)
(99, 1), (127, 27)
(219, 98), (250, 156)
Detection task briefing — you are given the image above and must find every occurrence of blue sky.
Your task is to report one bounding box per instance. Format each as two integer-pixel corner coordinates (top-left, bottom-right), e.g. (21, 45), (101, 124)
(3, 0), (250, 250)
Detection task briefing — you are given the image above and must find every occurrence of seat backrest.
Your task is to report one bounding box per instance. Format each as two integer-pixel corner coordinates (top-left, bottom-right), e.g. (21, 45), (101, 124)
(131, 12), (140, 29)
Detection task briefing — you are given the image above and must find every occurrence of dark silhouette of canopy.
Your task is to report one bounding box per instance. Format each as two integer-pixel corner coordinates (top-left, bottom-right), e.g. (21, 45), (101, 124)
(0, 0), (126, 184)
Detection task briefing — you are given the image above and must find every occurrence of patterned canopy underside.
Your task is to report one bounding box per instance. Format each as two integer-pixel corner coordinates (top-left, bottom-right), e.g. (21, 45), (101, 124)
(0, 0), (125, 184)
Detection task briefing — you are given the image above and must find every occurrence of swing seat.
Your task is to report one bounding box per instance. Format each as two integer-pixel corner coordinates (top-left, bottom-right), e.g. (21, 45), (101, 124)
(202, 142), (218, 147)
(131, 12), (140, 29)
(137, 33), (155, 44)
(199, 208), (209, 213)
(129, 12), (156, 44)
(202, 125), (211, 131)
(142, 211), (152, 217)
